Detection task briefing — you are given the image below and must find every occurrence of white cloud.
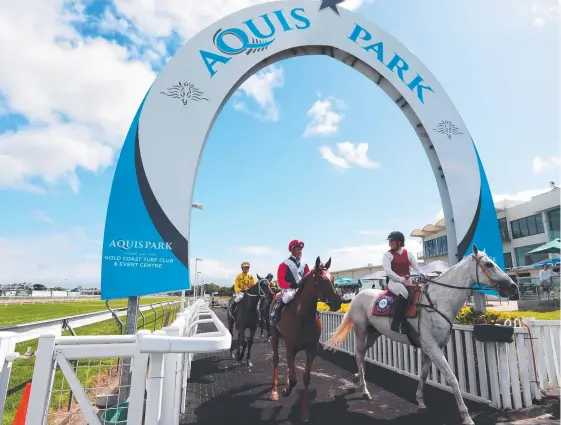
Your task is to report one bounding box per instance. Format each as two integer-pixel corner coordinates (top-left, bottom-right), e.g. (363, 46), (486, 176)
(0, 122), (114, 193)
(190, 257), (278, 286)
(492, 187), (552, 208)
(235, 65), (285, 121)
(0, 0), (155, 192)
(0, 0), (379, 193)
(110, 0), (373, 42)
(529, 2), (558, 27)
(303, 97), (346, 137)
(436, 209), (444, 220)
(235, 245), (280, 256)
(329, 239), (422, 271)
(320, 142), (380, 170)
(31, 210), (55, 226)
(0, 228), (102, 287)
(340, 0), (377, 11)
(532, 156), (561, 174)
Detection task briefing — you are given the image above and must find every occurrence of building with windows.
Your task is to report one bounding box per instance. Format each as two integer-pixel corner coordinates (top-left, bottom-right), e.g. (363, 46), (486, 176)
(331, 264), (383, 280)
(410, 187), (560, 269)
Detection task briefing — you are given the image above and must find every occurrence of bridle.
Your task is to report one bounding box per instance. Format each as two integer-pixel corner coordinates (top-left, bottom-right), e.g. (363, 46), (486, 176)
(414, 253), (501, 330)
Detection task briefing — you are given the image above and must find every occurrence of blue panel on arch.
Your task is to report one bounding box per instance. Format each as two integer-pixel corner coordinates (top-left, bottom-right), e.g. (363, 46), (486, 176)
(462, 141), (505, 270)
(100, 95), (190, 300)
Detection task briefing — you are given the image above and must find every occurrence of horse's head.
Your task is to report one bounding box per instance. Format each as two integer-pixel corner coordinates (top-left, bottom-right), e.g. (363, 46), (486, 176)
(308, 256), (342, 312)
(256, 275), (272, 296)
(469, 244), (517, 298)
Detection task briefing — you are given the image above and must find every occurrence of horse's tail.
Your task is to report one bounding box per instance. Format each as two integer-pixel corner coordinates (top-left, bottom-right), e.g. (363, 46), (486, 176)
(324, 309), (354, 351)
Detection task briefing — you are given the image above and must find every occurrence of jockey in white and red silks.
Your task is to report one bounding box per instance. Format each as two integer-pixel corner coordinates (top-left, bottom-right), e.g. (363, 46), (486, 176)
(270, 239), (310, 324)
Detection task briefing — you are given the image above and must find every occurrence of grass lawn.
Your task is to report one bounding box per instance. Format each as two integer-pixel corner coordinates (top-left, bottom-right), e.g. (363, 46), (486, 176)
(515, 310), (561, 320)
(0, 296), (180, 327)
(2, 304), (178, 425)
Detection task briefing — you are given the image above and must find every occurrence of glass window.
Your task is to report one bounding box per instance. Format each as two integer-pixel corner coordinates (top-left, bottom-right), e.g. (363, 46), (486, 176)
(511, 220), (520, 239)
(519, 218), (529, 237)
(547, 208), (559, 239)
(514, 244), (549, 267)
(504, 252), (513, 269)
(511, 214), (545, 239)
(527, 215), (538, 235)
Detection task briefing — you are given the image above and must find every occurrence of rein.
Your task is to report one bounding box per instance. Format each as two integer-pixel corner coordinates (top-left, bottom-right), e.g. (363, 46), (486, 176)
(414, 254), (498, 331)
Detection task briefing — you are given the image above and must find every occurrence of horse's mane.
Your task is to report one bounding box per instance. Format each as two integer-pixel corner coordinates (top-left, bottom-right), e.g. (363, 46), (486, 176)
(423, 251), (481, 282)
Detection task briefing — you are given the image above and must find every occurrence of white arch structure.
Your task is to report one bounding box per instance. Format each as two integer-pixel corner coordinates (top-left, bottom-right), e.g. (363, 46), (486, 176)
(101, 1), (502, 299)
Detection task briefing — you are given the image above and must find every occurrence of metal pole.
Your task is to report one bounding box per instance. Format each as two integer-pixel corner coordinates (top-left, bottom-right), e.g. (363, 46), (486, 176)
(118, 296), (139, 402)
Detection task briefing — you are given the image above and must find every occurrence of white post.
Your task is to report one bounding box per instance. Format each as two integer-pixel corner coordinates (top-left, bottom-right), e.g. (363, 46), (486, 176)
(0, 332), (16, 419)
(145, 351), (165, 425)
(127, 330), (151, 425)
(160, 324), (181, 425)
(25, 333), (59, 425)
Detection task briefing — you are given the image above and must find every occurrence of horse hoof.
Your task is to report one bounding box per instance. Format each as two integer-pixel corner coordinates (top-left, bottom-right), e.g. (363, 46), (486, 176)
(362, 393), (372, 400)
(247, 361), (253, 367)
(418, 407), (429, 415)
(270, 391), (279, 401)
(461, 417), (475, 425)
(282, 389), (291, 398)
(230, 353), (235, 359)
(301, 416), (310, 423)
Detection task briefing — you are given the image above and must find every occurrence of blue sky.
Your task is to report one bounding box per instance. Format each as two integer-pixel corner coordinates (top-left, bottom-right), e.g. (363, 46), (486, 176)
(0, 0), (559, 288)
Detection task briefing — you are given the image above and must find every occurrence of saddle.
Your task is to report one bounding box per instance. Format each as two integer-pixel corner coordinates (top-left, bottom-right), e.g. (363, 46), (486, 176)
(371, 281), (424, 318)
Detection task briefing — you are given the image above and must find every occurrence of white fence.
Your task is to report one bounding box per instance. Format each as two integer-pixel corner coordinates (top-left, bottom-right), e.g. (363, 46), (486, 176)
(318, 311), (560, 410)
(0, 301), (179, 344)
(0, 298), (230, 425)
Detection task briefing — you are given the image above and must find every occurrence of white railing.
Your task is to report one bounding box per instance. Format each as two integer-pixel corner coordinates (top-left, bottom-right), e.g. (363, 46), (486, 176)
(0, 298), (230, 425)
(0, 300), (179, 344)
(318, 311), (560, 410)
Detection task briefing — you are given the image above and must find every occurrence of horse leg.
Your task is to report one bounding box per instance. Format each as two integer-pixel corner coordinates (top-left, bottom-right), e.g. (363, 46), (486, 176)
(300, 347), (316, 422)
(236, 325), (247, 362)
(282, 345), (297, 398)
(353, 326), (379, 399)
(246, 325), (256, 367)
(426, 348), (474, 425)
(270, 328), (280, 401)
(228, 318), (235, 359)
(416, 352), (432, 410)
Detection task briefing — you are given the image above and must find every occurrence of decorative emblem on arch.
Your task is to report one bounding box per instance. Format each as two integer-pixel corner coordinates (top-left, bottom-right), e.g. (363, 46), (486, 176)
(434, 120), (463, 139)
(160, 81), (208, 106)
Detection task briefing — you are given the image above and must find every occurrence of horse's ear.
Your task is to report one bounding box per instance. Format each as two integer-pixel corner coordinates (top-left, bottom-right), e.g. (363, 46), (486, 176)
(325, 257), (332, 270)
(257, 273), (262, 280)
(315, 256), (321, 269)
(473, 244), (478, 255)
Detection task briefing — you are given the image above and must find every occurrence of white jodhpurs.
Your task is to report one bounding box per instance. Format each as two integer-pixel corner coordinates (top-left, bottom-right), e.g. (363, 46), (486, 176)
(233, 292), (244, 303)
(388, 280), (408, 299)
(281, 289), (295, 304)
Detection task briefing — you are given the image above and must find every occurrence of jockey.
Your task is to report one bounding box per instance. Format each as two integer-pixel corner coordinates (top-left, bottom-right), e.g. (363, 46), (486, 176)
(382, 231), (425, 334)
(229, 261), (255, 317)
(266, 273), (275, 287)
(270, 240), (310, 323)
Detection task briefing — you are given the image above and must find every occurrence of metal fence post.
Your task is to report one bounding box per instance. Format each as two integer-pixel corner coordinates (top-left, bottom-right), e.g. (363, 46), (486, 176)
(0, 332), (16, 419)
(25, 333), (58, 425)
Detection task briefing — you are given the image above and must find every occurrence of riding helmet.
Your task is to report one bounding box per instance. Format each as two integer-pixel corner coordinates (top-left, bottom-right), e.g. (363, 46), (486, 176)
(387, 231), (405, 244)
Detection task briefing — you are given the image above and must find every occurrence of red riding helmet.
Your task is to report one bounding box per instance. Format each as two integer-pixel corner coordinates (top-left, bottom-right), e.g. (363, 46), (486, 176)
(288, 239), (305, 252)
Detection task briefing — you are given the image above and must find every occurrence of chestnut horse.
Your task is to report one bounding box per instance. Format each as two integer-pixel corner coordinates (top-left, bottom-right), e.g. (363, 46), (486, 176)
(269, 256), (342, 422)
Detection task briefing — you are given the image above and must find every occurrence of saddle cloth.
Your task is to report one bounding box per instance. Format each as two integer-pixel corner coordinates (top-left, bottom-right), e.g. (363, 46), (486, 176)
(371, 283), (423, 318)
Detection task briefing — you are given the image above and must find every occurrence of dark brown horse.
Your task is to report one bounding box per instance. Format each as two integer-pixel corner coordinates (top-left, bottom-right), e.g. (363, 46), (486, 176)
(269, 256), (342, 422)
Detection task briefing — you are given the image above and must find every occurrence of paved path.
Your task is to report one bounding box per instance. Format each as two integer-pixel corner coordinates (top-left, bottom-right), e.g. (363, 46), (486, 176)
(180, 308), (557, 425)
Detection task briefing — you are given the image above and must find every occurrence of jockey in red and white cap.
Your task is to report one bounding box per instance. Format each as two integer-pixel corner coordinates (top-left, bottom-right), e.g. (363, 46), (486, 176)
(270, 240), (310, 324)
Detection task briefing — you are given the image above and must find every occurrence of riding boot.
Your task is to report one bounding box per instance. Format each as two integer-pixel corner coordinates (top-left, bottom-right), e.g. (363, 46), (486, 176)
(391, 295), (408, 334)
(271, 299), (283, 324)
(229, 300), (237, 319)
